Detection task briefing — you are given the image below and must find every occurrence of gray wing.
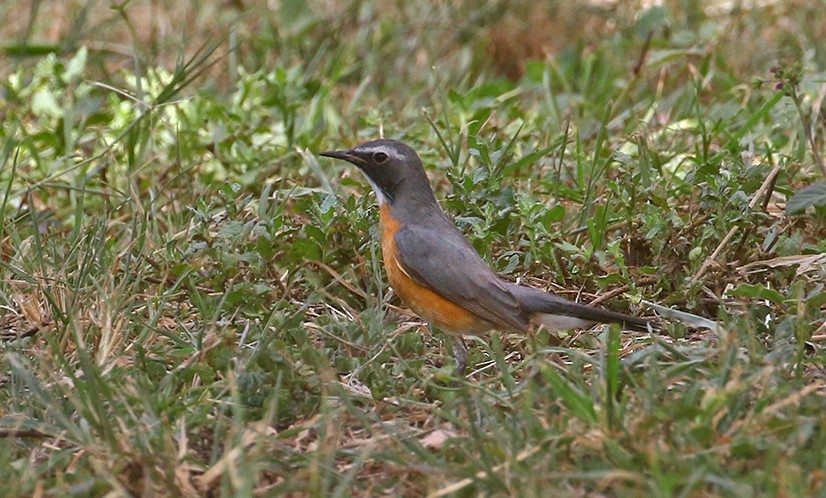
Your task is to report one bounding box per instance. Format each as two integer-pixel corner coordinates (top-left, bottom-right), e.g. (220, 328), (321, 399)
(393, 223), (531, 331)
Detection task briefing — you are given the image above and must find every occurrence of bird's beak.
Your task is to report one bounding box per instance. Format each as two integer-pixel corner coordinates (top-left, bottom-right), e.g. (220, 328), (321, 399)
(319, 149), (366, 167)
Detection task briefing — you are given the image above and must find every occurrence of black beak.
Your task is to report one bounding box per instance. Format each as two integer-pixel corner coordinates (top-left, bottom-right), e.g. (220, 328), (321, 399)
(319, 149), (365, 166)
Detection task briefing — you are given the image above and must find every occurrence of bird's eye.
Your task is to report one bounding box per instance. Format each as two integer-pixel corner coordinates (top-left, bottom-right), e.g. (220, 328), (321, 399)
(373, 152), (389, 163)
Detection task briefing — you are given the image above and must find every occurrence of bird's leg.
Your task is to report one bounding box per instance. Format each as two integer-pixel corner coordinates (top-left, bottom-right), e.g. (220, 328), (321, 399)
(452, 336), (468, 377)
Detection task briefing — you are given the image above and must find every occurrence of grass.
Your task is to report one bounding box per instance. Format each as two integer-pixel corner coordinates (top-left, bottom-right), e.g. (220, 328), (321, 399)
(1, 0), (825, 496)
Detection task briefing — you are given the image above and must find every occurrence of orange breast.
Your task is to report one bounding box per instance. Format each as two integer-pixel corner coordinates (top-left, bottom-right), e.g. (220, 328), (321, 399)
(379, 204), (491, 335)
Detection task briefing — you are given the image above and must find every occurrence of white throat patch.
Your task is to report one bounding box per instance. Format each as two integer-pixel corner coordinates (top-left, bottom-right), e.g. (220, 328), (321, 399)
(363, 175), (388, 205)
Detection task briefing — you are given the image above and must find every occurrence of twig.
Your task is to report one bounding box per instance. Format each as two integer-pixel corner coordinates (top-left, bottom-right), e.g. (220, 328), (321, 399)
(0, 429), (50, 438)
(589, 276), (658, 307)
(314, 261), (368, 300)
(427, 445), (543, 498)
(792, 82), (826, 177)
(1, 321), (48, 341)
(633, 30), (653, 76)
(689, 164), (782, 285)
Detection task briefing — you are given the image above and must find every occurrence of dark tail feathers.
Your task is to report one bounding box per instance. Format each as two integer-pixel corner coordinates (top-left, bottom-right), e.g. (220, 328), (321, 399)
(506, 283), (657, 333)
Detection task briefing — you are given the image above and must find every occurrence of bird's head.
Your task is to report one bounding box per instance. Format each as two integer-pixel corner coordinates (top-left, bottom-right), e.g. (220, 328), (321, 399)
(320, 139), (435, 206)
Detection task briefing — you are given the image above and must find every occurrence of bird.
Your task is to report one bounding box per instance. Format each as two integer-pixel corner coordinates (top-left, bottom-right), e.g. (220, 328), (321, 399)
(320, 139), (657, 375)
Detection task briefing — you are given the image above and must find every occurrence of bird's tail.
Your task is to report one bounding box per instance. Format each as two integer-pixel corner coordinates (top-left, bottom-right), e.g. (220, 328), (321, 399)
(506, 283), (657, 333)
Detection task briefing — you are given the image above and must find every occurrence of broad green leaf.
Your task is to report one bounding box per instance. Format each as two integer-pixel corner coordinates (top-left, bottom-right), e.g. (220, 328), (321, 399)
(787, 181), (826, 214)
(727, 283), (785, 305)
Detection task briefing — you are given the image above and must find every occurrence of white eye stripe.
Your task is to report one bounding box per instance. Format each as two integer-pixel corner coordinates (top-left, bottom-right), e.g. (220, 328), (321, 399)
(358, 145), (405, 162)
